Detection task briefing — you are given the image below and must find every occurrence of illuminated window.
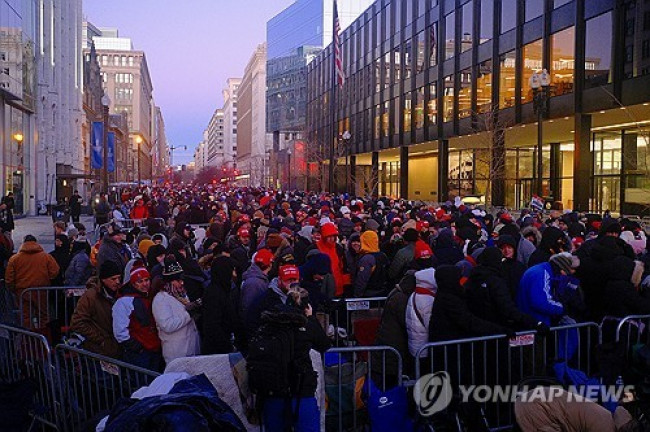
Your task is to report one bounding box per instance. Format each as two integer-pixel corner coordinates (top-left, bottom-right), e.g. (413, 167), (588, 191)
(382, 101), (389, 137)
(551, 26), (575, 96)
(445, 12), (455, 60)
(404, 38), (412, 79)
(521, 39), (543, 104)
(429, 22), (438, 67)
(476, 60), (493, 113)
(404, 92), (412, 133)
(428, 83), (438, 125)
(499, 50), (516, 108)
(443, 75), (454, 123)
(458, 68), (472, 119)
(416, 31), (426, 74)
(416, 87), (425, 129)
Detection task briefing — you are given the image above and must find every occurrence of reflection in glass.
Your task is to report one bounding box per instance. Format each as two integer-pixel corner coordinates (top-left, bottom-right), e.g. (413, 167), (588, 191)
(499, 50), (516, 108)
(404, 92), (412, 133)
(458, 68), (472, 119)
(521, 39), (543, 104)
(416, 31), (426, 74)
(443, 75), (454, 122)
(461, 1), (473, 53)
(480, 0), (494, 43)
(429, 22), (438, 67)
(428, 83), (438, 125)
(416, 87), (425, 129)
(501, 0), (517, 33)
(585, 12), (612, 88)
(476, 60), (493, 113)
(445, 12), (455, 60)
(551, 26), (575, 96)
(404, 38), (412, 79)
(525, 0), (544, 21)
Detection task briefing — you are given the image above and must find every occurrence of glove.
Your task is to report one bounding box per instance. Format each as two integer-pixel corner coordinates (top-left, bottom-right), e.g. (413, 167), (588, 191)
(185, 298), (202, 311)
(535, 322), (551, 337)
(121, 338), (144, 353)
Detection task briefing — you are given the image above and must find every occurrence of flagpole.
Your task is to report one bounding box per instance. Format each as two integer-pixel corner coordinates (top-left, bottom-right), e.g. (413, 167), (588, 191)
(328, 0), (337, 193)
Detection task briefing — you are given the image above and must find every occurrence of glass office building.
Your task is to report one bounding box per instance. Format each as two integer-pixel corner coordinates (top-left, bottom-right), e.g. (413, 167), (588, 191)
(307, 0), (650, 214)
(0, 0), (37, 215)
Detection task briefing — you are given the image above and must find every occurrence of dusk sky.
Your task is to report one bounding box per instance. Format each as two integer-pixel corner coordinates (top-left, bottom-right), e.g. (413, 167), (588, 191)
(84, 0), (295, 165)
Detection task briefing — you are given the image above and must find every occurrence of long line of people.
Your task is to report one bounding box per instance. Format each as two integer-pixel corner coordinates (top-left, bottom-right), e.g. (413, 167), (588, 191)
(8, 185), (650, 430)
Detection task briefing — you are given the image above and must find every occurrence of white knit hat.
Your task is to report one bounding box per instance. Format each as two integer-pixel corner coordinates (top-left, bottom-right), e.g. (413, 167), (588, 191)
(415, 268), (436, 290)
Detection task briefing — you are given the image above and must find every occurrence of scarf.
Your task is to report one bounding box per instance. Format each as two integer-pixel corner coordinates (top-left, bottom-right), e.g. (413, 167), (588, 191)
(164, 281), (190, 306)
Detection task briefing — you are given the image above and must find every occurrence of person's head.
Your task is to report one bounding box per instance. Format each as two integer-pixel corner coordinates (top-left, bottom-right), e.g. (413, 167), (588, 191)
(601, 221), (622, 238)
(286, 287), (311, 313)
(320, 222), (338, 244)
(497, 235), (517, 260)
(238, 227), (251, 246)
(549, 252), (580, 276)
(23, 234), (37, 243)
(147, 244), (167, 268)
(278, 264), (300, 292)
(162, 254), (184, 282)
(253, 248), (274, 274)
(311, 227), (322, 243)
(54, 221), (66, 234)
(349, 233), (361, 253)
(107, 223), (124, 244)
(99, 261), (122, 293)
(129, 266), (151, 294)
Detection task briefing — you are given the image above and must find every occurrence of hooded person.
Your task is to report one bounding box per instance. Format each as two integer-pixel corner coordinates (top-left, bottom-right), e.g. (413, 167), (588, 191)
(294, 225), (316, 266)
(316, 222), (349, 296)
(201, 255), (238, 355)
(498, 222), (536, 267)
(497, 234), (527, 298)
(602, 256), (650, 318)
(240, 248), (274, 321)
(409, 239), (438, 271)
(64, 238), (93, 287)
(345, 232), (362, 279)
(298, 251), (335, 309)
(405, 267), (437, 357)
(353, 230), (390, 297)
(50, 233), (71, 286)
(433, 228), (464, 266)
(388, 228), (419, 283)
(152, 256), (201, 364)
(527, 226), (571, 267)
(465, 247), (544, 333)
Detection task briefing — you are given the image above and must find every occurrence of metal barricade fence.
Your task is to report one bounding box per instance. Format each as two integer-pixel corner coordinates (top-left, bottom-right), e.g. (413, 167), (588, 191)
(414, 322), (600, 431)
(55, 344), (160, 432)
(614, 314), (650, 362)
(330, 297), (387, 345)
(94, 217), (167, 240)
(19, 286), (86, 334)
(0, 324), (61, 430)
(324, 346), (403, 432)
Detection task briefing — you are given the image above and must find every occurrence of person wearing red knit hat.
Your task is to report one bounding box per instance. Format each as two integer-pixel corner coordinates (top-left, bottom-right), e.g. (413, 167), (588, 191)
(317, 223), (349, 296)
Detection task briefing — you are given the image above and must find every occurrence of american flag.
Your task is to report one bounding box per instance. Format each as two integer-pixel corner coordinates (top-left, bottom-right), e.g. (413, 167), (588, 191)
(334, 0), (345, 87)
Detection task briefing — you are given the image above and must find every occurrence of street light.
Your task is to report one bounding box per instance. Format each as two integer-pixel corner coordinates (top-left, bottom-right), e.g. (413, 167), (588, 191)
(339, 130), (352, 193)
(529, 69), (551, 198)
(169, 144), (187, 183)
(135, 135), (143, 187)
(101, 93), (111, 193)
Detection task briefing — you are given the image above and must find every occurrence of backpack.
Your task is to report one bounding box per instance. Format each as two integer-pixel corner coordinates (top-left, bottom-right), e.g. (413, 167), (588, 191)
(365, 252), (390, 297)
(247, 323), (296, 398)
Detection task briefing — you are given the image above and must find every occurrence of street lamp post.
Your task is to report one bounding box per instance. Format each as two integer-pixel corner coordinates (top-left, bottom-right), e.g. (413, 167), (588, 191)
(341, 130), (351, 194)
(529, 69), (551, 198)
(169, 144), (186, 183)
(100, 93), (111, 193)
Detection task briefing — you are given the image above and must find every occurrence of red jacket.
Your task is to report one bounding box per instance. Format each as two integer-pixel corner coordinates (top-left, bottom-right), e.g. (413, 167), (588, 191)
(113, 285), (161, 352)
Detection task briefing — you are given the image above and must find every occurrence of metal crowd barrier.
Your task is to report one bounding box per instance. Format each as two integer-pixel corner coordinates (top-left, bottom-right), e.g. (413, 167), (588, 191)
(414, 322), (599, 430)
(0, 324), (61, 430)
(614, 314), (650, 363)
(18, 286), (86, 334)
(55, 344), (160, 432)
(324, 345), (403, 432)
(330, 297), (388, 345)
(95, 217), (166, 239)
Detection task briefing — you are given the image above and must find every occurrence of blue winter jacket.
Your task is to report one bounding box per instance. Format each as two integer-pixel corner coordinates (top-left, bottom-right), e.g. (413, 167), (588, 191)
(516, 262), (564, 326)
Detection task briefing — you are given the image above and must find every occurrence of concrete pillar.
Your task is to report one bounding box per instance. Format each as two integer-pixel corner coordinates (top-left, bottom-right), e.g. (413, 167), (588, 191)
(371, 151), (379, 197)
(491, 130), (506, 207)
(349, 155), (357, 196)
(399, 146), (409, 199)
(438, 140), (449, 203)
(573, 114), (592, 212)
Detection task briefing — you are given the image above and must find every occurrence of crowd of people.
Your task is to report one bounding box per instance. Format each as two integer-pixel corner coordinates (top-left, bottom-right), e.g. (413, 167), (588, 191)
(5, 184), (650, 431)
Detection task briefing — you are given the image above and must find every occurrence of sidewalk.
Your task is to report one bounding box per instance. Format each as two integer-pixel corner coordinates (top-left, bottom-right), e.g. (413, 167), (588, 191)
(12, 215), (95, 252)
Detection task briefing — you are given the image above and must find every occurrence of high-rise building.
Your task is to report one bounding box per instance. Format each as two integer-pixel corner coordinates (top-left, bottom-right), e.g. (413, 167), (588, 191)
(193, 135), (208, 173)
(206, 108), (225, 166)
(307, 0), (650, 215)
(152, 106), (169, 179)
(222, 78), (241, 167)
(237, 44), (273, 186)
(84, 23), (154, 185)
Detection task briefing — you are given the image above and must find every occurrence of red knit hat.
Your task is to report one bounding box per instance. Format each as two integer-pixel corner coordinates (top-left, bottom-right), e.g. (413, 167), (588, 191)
(414, 240), (433, 260)
(320, 222), (339, 238)
(129, 266), (150, 285)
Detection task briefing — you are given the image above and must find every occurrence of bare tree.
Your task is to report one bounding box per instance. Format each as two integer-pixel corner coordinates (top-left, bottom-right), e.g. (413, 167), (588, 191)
(356, 164), (380, 198)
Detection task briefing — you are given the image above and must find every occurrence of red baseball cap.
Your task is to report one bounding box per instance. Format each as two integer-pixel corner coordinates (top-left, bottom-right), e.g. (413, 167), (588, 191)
(279, 265), (300, 282)
(253, 248), (274, 267)
(414, 240), (433, 260)
(238, 227), (250, 238)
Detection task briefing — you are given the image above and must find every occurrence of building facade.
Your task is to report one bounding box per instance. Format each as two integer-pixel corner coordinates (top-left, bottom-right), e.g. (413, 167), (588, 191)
(221, 78), (241, 167)
(237, 43), (273, 186)
(152, 105), (168, 180)
(86, 24), (154, 185)
(193, 136), (208, 173)
(206, 108), (225, 166)
(307, 0), (650, 215)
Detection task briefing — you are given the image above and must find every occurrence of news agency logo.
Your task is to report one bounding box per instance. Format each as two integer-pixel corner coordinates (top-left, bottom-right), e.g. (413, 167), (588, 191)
(413, 371), (453, 416)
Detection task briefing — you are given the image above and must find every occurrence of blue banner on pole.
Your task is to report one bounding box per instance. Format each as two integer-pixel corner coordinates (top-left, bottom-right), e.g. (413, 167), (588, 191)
(91, 122), (103, 169)
(107, 132), (115, 173)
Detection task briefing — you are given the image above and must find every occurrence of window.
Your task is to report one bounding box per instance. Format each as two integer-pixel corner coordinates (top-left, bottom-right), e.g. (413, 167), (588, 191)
(113, 56), (119, 66)
(479, 0), (493, 43)
(458, 68), (472, 118)
(404, 92), (412, 132)
(525, 0), (544, 21)
(643, 40), (650, 59)
(554, 0), (571, 8)
(461, 1), (473, 52)
(445, 12), (455, 60)
(501, 0), (517, 33)
(0, 52), (6, 61)
(551, 26), (575, 96)
(429, 22), (438, 67)
(521, 39), (543, 104)
(374, 104), (381, 139)
(382, 101), (389, 136)
(404, 38), (412, 79)
(499, 50), (516, 108)
(393, 97), (401, 134)
(428, 83), (438, 125)
(476, 60), (492, 113)
(443, 75), (454, 122)
(584, 13), (612, 88)
(416, 87), (425, 129)
(416, 31), (426, 73)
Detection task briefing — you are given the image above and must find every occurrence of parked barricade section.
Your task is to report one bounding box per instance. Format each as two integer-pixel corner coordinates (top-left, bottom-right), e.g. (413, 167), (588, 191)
(55, 344), (160, 432)
(330, 297), (387, 346)
(414, 322), (599, 431)
(0, 324), (61, 430)
(324, 345), (402, 432)
(19, 286), (86, 338)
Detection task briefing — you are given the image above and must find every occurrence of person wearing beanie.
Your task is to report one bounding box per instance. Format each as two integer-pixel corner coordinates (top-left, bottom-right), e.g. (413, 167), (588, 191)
(498, 222), (536, 267)
(365, 218), (380, 233)
(70, 262), (122, 358)
(64, 238), (93, 287)
(113, 265), (162, 371)
(527, 226), (571, 267)
(353, 231), (390, 297)
(137, 239), (155, 261)
(345, 232), (362, 279)
(465, 247), (544, 335)
(410, 239), (438, 271)
(405, 267), (437, 357)
(497, 234), (527, 298)
(153, 258), (201, 364)
(97, 223), (129, 274)
(50, 233), (71, 286)
(316, 223), (349, 296)
(230, 226), (256, 287)
(240, 248), (274, 326)
(388, 228), (419, 283)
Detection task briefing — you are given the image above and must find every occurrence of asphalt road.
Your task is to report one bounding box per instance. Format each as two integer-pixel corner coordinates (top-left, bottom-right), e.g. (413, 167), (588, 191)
(12, 215), (96, 252)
